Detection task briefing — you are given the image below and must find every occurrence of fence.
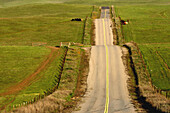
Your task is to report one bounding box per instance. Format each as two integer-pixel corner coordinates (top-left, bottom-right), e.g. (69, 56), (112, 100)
(10, 46), (68, 111)
(32, 42), (47, 46)
(131, 41), (170, 98)
(82, 16), (88, 44)
(111, 5), (119, 45)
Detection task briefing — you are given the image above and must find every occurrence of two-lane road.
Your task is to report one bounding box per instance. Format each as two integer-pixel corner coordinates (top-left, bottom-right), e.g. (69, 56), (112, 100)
(74, 7), (135, 113)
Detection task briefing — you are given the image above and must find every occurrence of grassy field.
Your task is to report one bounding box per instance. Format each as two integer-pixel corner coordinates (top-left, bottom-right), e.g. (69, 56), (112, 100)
(116, 3), (170, 90)
(0, 0), (170, 111)
(0, 3), (92, 46)
(115, 5), (170, 44)
(139, 44), (170, 90)
(0, 0), (66, 7)
(0, 46), (51, 109)
(10, 47), (67, 107)
(0, 46), (50, 93)
(1, 0), (170, 8)
(0, 47), (68, 110)
(0, 2), (93, 111)
(65, 0), (170, 6)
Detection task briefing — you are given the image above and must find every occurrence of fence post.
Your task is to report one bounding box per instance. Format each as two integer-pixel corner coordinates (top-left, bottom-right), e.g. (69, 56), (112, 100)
(34, 97), (35, 102)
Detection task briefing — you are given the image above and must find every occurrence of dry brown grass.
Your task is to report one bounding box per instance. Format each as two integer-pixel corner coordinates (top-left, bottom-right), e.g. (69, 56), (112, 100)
(123, 42), (170, 113)
(11, 90), (71, 113)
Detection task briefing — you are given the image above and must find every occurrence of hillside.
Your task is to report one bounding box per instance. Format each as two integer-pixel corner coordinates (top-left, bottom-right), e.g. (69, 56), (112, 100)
(0, 0), (169, 112)
(0, 2), (92, 111)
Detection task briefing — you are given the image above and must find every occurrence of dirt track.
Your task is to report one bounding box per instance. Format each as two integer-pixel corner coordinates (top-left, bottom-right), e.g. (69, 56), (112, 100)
(0, 47), (59, 96)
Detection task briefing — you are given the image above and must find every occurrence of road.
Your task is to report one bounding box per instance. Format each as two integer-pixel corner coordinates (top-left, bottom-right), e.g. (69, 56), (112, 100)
(74, 8), (135, 113)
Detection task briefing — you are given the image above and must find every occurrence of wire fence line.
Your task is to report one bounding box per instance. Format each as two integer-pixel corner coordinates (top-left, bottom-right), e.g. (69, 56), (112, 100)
(130, 42), (170, 98)
(10, 46), (68, 112)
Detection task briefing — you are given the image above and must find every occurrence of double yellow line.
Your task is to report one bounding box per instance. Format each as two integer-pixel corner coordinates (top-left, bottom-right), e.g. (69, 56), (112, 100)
(103, 9), (109, 113)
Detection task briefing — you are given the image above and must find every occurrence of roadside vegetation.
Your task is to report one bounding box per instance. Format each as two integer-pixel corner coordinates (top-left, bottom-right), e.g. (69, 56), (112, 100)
(115, 3), (170, 91)
(114, 1), (170, 112)
(11, 46), (90, 113)
(83, 5), (100, 45)
(58, 47), (90, 112)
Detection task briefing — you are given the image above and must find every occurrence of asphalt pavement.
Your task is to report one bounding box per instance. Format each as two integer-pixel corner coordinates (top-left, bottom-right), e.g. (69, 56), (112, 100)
(74, 8), (135, 113)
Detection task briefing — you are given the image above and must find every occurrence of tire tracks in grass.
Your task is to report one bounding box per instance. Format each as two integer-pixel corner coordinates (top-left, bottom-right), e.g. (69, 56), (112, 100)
(0, 46), (59, 96)
(155, 51), (170, 70)
(0, 95), (16, 111)
(0, 46), (59, 110)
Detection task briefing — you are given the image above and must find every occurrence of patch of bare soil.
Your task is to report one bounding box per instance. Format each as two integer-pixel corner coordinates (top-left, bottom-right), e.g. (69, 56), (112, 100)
(0, 47), (59, 111)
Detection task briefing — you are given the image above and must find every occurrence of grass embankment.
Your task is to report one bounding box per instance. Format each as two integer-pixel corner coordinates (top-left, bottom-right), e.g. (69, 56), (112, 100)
(116, 4), (170, 90)
(56, 46), (90, 112)
(0, 3), (92, 46)
(83, 6), (100, 45)
(59, 47), (82, 100)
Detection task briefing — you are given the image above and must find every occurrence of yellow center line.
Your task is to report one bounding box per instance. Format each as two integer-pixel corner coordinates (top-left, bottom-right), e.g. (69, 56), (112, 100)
(103, 12), (109, 113)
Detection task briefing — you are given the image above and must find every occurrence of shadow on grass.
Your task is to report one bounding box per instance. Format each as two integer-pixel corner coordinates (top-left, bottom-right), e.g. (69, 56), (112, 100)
(123, 45), (165, 113)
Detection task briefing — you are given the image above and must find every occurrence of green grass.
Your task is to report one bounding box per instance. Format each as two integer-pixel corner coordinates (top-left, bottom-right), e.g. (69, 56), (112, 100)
(157, 46), (170, 68)
(139, 44), (170, 90)
(0, 47), (68, 110)
(65, 0), (170, 6)
(0, 2), (93, 111)
(0, 0), (170, 111)
(10, 47), (67, 107)
(116, 4), (170, 90)
(116, 5), (170, 44)
(0, 0), (66, 7)
(0, 46), (50, 93)
(59, 47), (82, 100)
(1, 0), (170, 8)
(0, 3), (92, 46)
(0, 46), (51, 109)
